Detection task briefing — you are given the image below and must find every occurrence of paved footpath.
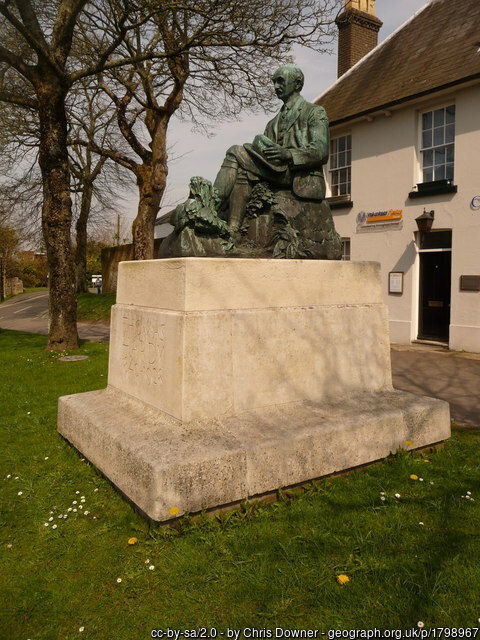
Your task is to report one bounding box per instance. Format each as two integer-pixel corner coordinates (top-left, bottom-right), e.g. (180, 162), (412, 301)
(391, 343), (480, 428)
(1, 293), (479, 427)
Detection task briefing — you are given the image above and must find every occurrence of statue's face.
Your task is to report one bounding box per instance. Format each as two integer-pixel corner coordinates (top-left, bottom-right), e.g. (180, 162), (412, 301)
(272, 68), (300, 103)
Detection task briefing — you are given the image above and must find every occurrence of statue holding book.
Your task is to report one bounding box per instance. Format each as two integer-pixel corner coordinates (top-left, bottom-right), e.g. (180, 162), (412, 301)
(159, 64), (342, 260)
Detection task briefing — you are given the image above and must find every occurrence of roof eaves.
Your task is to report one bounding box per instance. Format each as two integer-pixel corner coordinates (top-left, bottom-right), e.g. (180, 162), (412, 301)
(155, 209), (175, 225)
(328, 72), (480, 127)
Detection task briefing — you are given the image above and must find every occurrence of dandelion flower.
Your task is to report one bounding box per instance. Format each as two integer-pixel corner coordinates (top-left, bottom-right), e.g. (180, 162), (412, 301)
(128, 537), (138, 545)
(336, 574), (350, 585)
(423, 459), (430, 463)
(116, 578), (122, 583)
(169, 506), (180, 516)
(149, 565), (155, 571)
(405, 440), (413, 446)
(417, 622), (425, 628)
(410, 474), (418, 481)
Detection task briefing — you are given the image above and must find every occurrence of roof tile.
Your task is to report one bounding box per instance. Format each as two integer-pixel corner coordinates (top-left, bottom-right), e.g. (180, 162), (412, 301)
(317, 0), (480, 124)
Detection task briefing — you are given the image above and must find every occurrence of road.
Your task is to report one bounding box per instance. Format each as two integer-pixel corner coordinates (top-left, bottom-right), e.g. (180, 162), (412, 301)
(0, 291), (109, 342)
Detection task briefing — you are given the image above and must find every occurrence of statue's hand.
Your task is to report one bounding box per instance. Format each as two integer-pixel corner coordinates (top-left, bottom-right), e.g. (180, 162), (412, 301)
(263, 145), (292, 165)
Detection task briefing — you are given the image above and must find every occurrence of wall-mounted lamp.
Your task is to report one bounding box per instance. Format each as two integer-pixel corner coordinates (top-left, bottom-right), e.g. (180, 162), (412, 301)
(415, 209), (435, 233)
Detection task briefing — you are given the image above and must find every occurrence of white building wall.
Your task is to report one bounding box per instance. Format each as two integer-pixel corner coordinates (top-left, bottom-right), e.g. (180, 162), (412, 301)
(448, 87), (480, 352)
(329, 83), (480, 352)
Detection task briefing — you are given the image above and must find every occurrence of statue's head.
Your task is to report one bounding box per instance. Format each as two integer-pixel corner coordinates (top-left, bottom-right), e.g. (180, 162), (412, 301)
(272, 64), (304, 103)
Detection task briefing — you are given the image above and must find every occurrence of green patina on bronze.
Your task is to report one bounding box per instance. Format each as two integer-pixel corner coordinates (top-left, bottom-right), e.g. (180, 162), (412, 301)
(159, 64), (342, 260)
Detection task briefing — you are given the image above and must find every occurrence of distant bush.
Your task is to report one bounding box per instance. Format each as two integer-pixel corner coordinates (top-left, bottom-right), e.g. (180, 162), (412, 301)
(11, 251), (48, 287)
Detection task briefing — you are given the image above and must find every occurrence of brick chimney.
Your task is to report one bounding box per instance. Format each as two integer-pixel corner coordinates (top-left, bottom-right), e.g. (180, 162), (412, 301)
(336, 0), (383, 77)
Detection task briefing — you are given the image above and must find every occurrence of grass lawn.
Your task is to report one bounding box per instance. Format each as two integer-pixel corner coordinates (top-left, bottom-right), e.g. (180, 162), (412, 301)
(77, 291), (116, 323)
(23, 287), (49, 295)
(1, 328), (479, 639)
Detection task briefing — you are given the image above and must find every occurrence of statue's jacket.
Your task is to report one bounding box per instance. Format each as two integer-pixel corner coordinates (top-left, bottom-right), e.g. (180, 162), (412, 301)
(230, 95), (330, 202)
(263, 96), (330, 201)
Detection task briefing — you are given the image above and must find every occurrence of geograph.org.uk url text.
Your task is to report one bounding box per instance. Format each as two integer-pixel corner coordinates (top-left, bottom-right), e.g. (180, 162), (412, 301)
(149, 627), (479, 639)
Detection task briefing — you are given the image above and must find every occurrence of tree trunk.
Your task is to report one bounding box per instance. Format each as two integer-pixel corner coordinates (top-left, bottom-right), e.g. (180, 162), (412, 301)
(37, 78), (78, 350)
(75, 182), (93, 293)
(132, 116), (169, 261)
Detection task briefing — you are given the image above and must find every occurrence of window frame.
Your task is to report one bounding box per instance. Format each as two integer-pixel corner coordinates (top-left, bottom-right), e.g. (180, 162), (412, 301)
(329, 134), (352, 197)
(419, 104), (455, 184)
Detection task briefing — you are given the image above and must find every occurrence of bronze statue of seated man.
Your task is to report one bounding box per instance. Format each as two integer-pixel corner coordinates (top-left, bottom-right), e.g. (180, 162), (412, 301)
(213, 64), (330, 230)
(159, 64), (342, 261)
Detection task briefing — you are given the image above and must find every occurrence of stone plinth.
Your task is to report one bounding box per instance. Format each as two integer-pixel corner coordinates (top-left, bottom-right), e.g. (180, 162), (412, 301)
(58, 258), (450, 521)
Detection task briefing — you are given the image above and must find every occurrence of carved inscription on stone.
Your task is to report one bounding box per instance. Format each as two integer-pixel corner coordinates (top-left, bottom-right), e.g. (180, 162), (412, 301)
(120, 309), (165, 385)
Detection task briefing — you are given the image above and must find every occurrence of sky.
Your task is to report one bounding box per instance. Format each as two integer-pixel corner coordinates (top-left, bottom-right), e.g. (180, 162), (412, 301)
(122, 0), (429, 222)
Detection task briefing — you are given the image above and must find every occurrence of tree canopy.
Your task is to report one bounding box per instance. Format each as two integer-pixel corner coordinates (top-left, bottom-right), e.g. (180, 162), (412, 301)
(0, 0), (340, 348)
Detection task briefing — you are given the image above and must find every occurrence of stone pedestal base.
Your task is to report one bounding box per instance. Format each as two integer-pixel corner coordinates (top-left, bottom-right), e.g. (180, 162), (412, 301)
(59, 387), (449, 521)
(58, 258), (450, 521)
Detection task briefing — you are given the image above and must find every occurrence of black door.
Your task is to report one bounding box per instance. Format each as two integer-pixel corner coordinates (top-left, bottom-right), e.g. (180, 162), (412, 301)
(418, 251), (451, 341)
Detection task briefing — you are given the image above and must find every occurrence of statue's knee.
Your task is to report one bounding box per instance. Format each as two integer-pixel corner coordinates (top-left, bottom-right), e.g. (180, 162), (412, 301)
(224, 145), (245, 162)
(221, 147), (240, 171)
